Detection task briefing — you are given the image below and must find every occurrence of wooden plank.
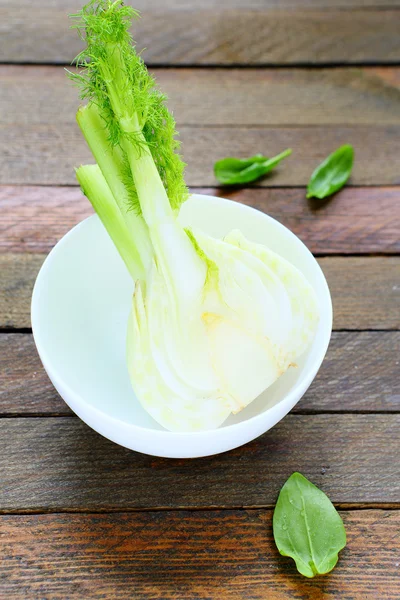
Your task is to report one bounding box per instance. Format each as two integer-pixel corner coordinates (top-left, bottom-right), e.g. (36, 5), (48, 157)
(318, 257), (400, 330)
(1, 510), (399, 599)
(3, 66), (400, 127)
(1, 66), (400, 186)
(0, 1), (399, 65)
(0, 186), (92, 254)
(3, 122), (400, 187)
(0, 254), (44, 329)
(180, 126), (400, 187)
(2, 122), (400, 187)
(300, 332), (400, 412)
(1, 254), (399, 329)
(1, 332), (399, 416)
(214, 187), (400, 255)
(2, 185), (400, 255)
(0, 415), (399, 509)
(0, 334), (71, 416)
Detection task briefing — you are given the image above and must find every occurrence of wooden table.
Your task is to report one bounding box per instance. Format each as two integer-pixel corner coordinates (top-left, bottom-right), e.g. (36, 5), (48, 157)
(1, 1), (399, 598)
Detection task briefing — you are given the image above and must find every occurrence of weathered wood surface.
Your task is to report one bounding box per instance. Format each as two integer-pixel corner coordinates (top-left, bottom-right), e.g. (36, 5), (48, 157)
(1, 1), (399, 596)
(1, 332), (399, 416)
(301, 332), (400, 412)
(1, 1), (400, 65)
(1, 510), (399, 599)
(0, 334), (71, 415)
(1, 254), (399, 329)
(1, 415), (399, 510)
(3, 123), (399, 186)
(0, 186), (92, 254)
(3, 66), (400, 126)
(2, 185), (400, 255)
(0, 254), (44, 329)
(318, 257), (400, 330)
(1, 66), (400, 185)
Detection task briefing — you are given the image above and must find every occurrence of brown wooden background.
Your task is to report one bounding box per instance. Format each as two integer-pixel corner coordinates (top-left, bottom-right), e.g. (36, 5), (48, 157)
(1, 1), (399, 598)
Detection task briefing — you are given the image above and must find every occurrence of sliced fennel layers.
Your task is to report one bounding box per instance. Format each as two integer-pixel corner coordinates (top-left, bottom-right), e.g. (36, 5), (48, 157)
(127, 225), (319, 432)
(71, 0), (319, 433)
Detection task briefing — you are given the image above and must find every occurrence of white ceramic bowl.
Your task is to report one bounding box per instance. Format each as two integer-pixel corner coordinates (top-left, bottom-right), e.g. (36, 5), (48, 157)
(31, 194), (332, 458)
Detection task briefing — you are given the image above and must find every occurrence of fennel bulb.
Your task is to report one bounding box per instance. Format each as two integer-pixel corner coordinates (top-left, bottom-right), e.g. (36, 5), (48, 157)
(71, 1), (319, 432)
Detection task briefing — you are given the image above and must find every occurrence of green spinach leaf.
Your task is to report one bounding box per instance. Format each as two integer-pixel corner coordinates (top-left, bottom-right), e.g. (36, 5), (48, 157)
(273, 472), (346, 578)
(307, 144), (354, 199)
(214, 149), (291, 185)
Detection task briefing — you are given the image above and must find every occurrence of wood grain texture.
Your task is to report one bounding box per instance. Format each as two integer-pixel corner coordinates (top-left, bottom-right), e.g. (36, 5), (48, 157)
(0, 334), (70, 415)
(1, 4), (399, 593)
(1, 415), (399, 509)
(214, 187), (400, 255)
(2, 185), (400, 255)
(1, 332), (399, 416)
(1, 254), (399, 329)
(3, 66), (400, 127)
(1, 510), (399, 599)
(300, 332), (400, 412)
(3, 123), (400, 187)
(0, 186), (92, 254)
(1, 1), (400, 65)
(318, 257), (400, 330)
(0, 254), (44, 329)
(1, 66), (400, 185)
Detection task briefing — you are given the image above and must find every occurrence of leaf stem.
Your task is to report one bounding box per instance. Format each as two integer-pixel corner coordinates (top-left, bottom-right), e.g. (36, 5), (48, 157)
(76, 164), (144, 280)
(76, 103), (153, 272)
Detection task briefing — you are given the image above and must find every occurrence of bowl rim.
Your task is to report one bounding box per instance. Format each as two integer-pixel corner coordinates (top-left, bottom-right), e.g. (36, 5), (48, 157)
(31, 193), (333, 441)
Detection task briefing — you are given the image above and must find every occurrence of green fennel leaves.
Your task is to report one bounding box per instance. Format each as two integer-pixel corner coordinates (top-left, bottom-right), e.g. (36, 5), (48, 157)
(273, 473), (346, 578)
(70, 0), (188, 214)
(214, 149), (291, 185)
(307, 145), (354, 199)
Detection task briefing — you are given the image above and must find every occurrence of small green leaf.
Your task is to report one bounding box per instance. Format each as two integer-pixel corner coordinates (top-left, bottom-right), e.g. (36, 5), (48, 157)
(307, 144), (354, 199)
(273, 472), (346, 578)
(214, 149), (292, 185)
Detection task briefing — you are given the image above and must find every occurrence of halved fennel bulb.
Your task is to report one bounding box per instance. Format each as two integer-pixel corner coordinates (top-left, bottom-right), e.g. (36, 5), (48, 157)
(71, 1), (319, 433)
(127, 223), (319, 432)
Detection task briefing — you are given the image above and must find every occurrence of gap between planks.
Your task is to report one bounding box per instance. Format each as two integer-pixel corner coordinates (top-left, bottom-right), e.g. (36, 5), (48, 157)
(0, 504), (400, 516)
(1, 183), (400, 188)
(1, 328), (398, 333)
(1, 410), (400, 419)
(3, 62), (400, 69)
